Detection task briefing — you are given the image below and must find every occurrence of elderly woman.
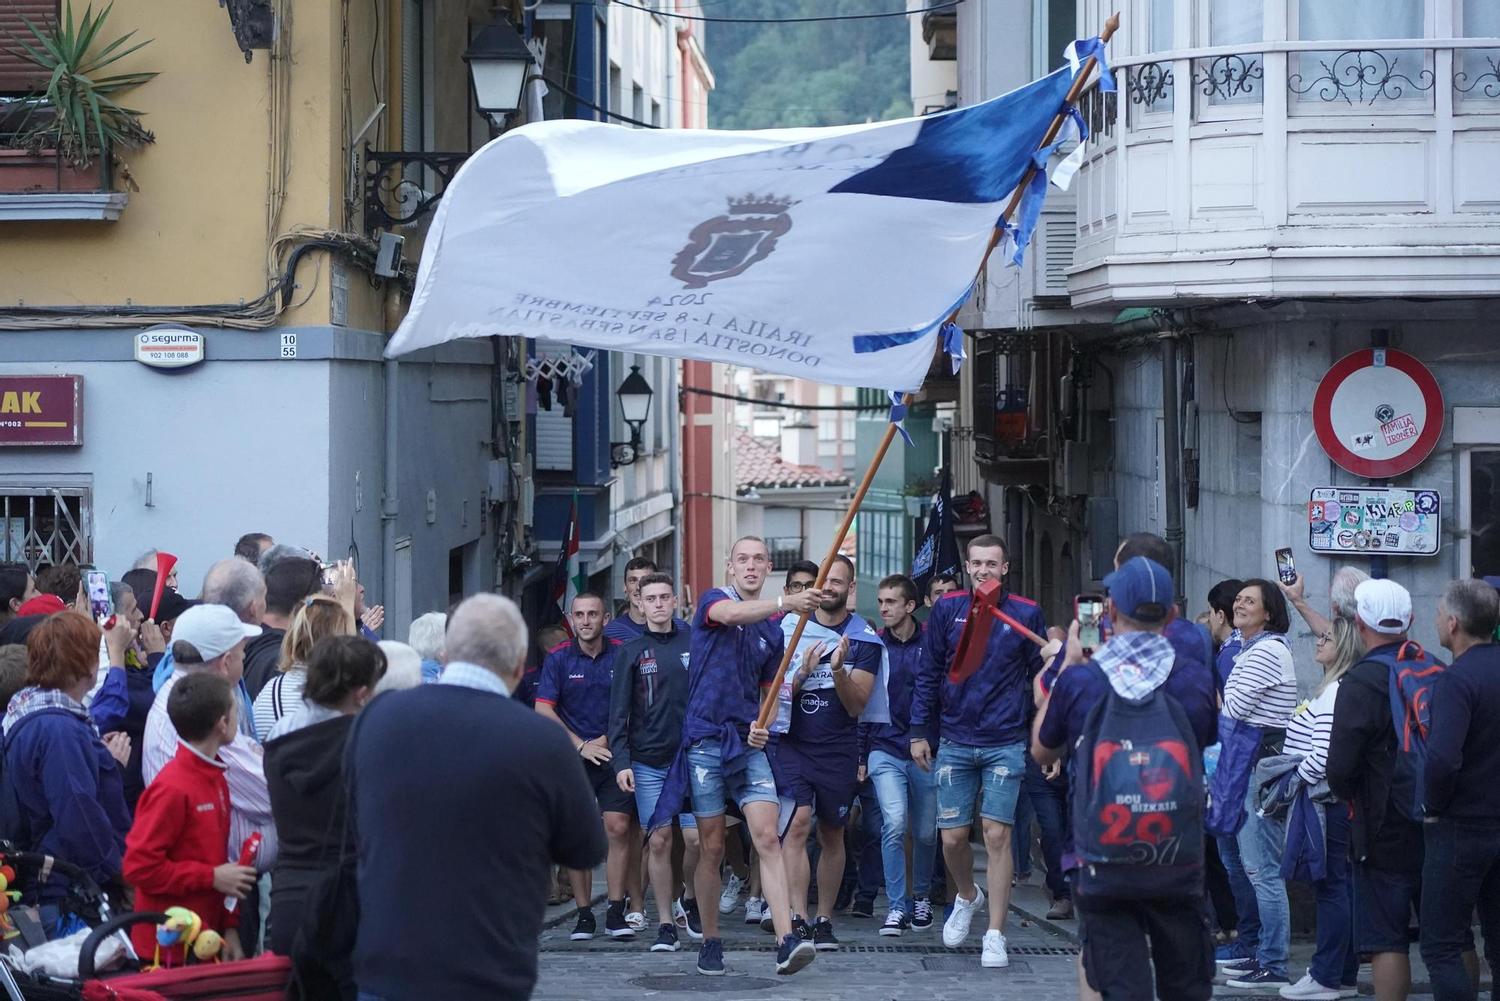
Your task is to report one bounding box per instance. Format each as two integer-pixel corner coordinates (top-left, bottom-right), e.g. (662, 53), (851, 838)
(264, 635), (385, 974)
(1219, 579), (1299, 991)
(2, 612), (132, 897)
(252, 595), (353, 741)
(407, 612), (446, 683)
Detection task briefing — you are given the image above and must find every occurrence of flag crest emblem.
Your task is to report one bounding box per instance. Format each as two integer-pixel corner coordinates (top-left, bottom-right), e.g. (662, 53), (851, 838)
(671, 195), (797, 289)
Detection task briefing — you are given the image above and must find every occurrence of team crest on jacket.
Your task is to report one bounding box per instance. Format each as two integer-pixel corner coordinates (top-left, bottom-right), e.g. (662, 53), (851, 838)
(681, 652), (692, 669)
(670, 195), (797, 289)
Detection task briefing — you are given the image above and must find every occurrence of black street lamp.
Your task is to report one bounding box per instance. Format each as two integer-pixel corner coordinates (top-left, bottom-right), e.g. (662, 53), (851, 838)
(364, 14), (534, 233)
(464, 16), (534, 126)
(611, 365), (655, 468)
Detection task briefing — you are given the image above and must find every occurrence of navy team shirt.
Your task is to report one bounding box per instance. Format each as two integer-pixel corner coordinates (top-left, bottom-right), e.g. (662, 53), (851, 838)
(786, 615), (880, 747)
(685, 587), (784, 733)
(864, 623), (925, 761)
(910, 590), (1046, 748)
(535, 638), (623, 740)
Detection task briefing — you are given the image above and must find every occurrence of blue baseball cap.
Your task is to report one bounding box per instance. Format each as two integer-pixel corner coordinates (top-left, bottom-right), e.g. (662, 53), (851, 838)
(1103, 556), (1173, 625)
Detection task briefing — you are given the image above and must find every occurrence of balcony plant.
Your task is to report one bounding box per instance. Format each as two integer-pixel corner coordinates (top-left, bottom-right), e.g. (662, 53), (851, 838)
(0, 1), (156, 194)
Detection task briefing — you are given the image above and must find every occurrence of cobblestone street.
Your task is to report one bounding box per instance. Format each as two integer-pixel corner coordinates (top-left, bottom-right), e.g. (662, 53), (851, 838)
(533, 895), (1082, 1000)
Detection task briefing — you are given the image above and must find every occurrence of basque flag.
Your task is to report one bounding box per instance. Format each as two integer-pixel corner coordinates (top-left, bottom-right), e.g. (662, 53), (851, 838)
(550, 494), (584, 629)
(911, 467), (960, 593)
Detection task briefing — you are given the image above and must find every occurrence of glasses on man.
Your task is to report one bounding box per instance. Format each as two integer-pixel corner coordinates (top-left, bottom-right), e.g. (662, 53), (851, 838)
(784, 581), (811, 593)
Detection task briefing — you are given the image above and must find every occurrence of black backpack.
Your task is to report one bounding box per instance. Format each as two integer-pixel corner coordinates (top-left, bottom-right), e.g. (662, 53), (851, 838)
(1070, 671), (1205, 901)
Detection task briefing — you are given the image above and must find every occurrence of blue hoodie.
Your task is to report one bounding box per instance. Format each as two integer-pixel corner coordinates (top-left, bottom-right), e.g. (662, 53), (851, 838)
(2, 689), (131, 892)
(909, 590), (1046, 747)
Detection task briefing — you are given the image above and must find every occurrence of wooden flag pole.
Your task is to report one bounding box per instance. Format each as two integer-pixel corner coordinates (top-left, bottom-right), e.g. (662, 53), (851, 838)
(754, 13), (1120, 731)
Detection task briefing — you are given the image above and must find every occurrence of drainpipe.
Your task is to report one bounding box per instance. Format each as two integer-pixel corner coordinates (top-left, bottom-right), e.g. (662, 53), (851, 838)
(1161, 336), (1185, 611)
(1111, 308), (1187, 610)
(381, 287), (401, 620)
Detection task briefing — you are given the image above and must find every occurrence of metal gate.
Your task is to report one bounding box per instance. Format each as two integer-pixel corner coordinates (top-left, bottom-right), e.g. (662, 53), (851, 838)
(0, 487), (92, 573)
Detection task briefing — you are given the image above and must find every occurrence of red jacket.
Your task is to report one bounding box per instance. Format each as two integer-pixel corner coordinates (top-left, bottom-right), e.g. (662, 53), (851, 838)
(123, 743), (236, 962)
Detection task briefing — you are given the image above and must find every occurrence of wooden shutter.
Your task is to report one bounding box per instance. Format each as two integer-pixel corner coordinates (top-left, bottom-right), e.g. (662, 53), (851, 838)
(0, 1), (58, 94)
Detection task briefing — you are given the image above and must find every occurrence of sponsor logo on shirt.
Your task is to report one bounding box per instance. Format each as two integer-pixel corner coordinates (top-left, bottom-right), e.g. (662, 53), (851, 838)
(799, 692), (832, 714)
(196, 803), (216, 813)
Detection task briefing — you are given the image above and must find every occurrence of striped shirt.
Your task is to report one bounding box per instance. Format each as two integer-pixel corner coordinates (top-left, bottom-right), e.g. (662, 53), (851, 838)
(1285, 680), (1339, 787)
(252, 667), (307, 743)
(1223, 637), (1298, 729)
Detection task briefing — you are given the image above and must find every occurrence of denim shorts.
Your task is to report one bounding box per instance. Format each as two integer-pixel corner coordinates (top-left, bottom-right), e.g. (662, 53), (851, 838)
(631, 761), (696, 829)
(686, 738), (780, 817)
(933, 739), (1025, 830)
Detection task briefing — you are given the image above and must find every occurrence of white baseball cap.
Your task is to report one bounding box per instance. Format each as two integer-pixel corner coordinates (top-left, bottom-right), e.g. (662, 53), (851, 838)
(1355, 579), (1412, 636)
(172, 604), (261, 660)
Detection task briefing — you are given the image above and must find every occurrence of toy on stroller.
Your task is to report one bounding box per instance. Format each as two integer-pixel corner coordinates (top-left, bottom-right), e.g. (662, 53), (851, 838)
(0, 848), (289, 1001)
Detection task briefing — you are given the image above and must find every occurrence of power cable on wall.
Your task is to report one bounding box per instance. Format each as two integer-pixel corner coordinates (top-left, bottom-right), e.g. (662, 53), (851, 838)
(680, 385), (884, 412)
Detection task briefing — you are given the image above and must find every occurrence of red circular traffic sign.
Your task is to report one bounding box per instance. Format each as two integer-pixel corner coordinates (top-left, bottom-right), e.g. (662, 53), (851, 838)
(1312, 348), (1443, 478)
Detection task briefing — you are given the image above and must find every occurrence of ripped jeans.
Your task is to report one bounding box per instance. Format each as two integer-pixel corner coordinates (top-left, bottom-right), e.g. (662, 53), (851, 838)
(933, 739), (1025, 830)
(685, 738), (780, 818)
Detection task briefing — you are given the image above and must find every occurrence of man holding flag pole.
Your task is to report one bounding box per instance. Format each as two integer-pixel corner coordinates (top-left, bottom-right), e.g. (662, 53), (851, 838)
(381, 3), (1121, 980)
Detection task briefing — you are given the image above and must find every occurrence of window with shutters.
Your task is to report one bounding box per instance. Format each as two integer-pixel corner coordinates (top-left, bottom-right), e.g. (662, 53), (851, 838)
(0, 1), (58, 95)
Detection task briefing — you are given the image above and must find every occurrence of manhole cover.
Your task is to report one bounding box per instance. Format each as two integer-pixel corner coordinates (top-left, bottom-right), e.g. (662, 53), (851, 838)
(628, 974), (779, 992)
(921, 958), (1033, 973)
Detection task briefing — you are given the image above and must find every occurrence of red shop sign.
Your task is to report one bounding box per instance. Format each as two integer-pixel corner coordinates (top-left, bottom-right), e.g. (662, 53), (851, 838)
(0, 375), (84, 447)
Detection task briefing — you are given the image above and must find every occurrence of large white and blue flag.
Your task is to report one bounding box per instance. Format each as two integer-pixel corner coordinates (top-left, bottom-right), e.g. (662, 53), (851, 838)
(385, 65), (1083, 391)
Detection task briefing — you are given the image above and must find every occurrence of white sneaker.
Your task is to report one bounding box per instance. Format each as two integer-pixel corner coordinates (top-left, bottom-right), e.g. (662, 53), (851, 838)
(981, 929), (1009, 968)
(941, 883), (986, 948)
(719, 873), (746, 914)
(1278, 973), (1340, 1000)
(625, 910), (647, 933)
(744, 896), (766, 924)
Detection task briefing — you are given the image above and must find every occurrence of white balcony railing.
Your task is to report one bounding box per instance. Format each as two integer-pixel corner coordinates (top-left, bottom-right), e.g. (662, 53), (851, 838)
(1067, 37), (1500, 307)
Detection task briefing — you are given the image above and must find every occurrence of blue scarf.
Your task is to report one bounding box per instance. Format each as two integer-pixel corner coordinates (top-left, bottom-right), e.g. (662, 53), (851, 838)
(771, 612), (891, 732)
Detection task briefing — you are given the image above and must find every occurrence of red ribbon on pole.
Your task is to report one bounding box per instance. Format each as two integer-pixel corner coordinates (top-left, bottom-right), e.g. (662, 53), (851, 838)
(148, 552), (178, 621)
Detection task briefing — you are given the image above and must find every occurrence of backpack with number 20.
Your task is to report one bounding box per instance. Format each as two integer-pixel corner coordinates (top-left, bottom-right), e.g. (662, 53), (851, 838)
(1070, 678), (1205, 901)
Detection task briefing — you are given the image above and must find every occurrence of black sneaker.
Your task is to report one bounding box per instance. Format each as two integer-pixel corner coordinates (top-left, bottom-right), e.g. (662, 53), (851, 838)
(812, 917), (840, 951)
(792, 915), (813, 941)
(911, 896), (934, 930)
(1226, 966), (1291, 990)
(759, 910), (776, 933)
(776, 932), (816, 975)
(879, 907), (909, 937)
(849, 896), (876, 919)
(651, 923), (680, 953)
(605, 900), (635, 940)
(569, 908), (596, 941)
(696, 937), (725, 976)
(682, 896), (703, 941)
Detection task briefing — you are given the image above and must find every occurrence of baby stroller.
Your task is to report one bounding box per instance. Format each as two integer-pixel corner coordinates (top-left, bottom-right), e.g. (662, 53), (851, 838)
(0, 849), (289, 1001)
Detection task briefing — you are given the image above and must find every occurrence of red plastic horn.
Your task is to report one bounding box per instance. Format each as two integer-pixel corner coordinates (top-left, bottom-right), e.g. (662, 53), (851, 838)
(148, 551), (178, 620)
(948, 578), (1047, 685)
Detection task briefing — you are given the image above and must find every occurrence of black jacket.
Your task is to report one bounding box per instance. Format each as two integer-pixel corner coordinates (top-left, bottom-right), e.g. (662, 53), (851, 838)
(264, 714), (354, 956)
(609, 624), (692, 772)
(243, 627), (287, 701)
(1425, 642), (1500, 821)
(1327, 644), (1423, 870)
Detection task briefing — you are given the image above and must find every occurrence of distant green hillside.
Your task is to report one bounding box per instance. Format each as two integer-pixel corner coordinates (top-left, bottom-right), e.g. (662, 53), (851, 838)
(705, 1), (912, 129)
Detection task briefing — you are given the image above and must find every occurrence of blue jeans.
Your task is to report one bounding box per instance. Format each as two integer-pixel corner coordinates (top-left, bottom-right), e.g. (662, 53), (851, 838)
(1024, 757), (1070, 901)
(868, 750), (938, 913)
(840, 777), (883, 903)
(1237, 809), (1289, 977)
(1309, 805), (1357, 990)
(686, 737), (779, 817)
(1420, 817), (1500, 1001)
(934, 739), (1025, 829)
(1012, 759), (1034, 877)
(631, 761), (697, 828)
(1217, 831), (1260, 953)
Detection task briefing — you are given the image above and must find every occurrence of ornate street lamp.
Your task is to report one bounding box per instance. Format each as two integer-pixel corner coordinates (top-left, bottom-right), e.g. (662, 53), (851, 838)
(464, 16), (534, 125)
(611, 365), (655, 468)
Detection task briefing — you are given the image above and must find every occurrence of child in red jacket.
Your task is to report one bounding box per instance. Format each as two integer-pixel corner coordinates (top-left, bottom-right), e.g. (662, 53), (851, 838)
(123, 673), (257, 964)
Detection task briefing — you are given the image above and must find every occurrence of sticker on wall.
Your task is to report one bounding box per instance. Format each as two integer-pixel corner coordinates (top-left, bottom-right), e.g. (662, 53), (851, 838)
(1308, 486), (1440, 557)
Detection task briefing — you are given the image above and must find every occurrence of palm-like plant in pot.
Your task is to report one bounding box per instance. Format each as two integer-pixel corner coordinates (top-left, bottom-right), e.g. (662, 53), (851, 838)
(0, 1), (156, 191)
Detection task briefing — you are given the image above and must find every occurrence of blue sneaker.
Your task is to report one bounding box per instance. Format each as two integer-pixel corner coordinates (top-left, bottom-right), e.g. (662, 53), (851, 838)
(776, 933), (816, 975)
(696, 937), (725, 977)
(1216, 940), (1255, 965)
